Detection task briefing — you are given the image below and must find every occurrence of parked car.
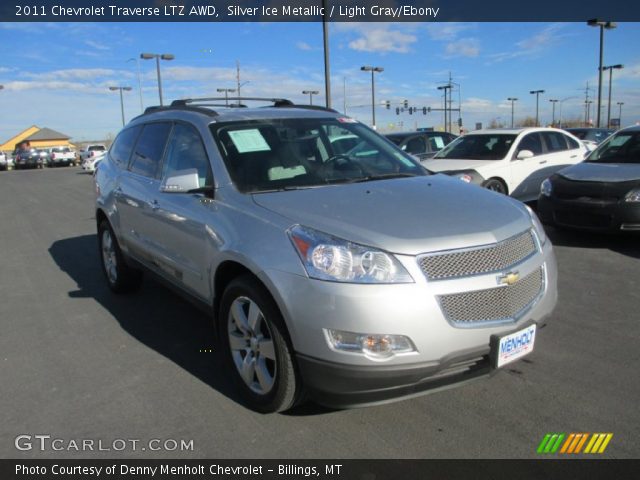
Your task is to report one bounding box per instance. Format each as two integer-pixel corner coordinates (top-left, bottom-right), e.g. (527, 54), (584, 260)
(94, 97), (557, 412)
(14, 148), (43, 169)
(422, 128), (587, 202)
(80, 144), (107, 163)
(385, 131), (458, 160)
(46, 146), (76, 167)
(82, 156), (102, 173)
(564, 127), (615, 152)
(538, 125), (640, 232)
(0, 151), (7, 171)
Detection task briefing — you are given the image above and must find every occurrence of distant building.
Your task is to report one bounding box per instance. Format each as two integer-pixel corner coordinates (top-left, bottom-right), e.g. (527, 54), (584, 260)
(0, 126), (75, 152)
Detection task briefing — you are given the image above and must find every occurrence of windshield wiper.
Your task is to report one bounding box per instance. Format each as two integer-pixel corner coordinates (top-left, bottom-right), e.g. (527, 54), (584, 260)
(347, 172), (420, 183)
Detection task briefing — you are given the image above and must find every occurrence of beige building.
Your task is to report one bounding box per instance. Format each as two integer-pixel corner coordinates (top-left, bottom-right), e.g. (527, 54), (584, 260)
(0, 126), (75, 152)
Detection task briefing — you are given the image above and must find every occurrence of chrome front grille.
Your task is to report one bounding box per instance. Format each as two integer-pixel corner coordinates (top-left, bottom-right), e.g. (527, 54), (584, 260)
(418, 230), (537, 280)
(439, 267), (544, 325)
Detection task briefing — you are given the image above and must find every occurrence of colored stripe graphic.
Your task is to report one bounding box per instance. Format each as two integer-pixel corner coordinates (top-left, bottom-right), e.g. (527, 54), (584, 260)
(539, 433), (613, 454)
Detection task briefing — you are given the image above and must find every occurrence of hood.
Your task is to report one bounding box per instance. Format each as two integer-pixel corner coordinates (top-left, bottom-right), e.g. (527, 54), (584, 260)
(558, 162), (640, 183)
(421, 158), (500, 174)
(252, 175), (531, 256)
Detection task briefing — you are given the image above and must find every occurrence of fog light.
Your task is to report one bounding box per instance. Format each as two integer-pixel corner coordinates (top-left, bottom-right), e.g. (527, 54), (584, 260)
(325, 329), (416, 359)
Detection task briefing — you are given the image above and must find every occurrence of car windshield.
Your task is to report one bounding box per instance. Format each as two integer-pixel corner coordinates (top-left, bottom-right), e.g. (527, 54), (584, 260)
(433, 134), (516, 160)
(210, 118), (426, 193)
(586, 131), (640, 164)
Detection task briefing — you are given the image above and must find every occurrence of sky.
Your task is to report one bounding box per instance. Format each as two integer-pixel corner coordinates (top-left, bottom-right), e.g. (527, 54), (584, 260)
(0, 21), (639, 143)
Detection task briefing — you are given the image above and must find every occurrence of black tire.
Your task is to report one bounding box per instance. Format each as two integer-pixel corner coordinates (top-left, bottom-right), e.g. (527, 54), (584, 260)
(482, 178), (508, 195)
(98, 220), (143, 293)
(219, 275), (300, 413)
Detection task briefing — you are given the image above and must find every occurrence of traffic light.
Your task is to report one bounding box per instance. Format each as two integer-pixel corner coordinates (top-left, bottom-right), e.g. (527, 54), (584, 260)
(403, 99), (408, 108)
(385, 100), (391, 109)
(408, 107), (414, 115)
(422, 107), (427, 115)
(395, 107), (400, 115)
(458, 118), (462, 127)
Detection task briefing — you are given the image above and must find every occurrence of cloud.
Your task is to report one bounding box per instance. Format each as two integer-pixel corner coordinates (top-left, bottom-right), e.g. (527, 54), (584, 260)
(84, 40), (110, 51)
(22, 69), (120, 81)
(487, 23), (569, 64)
(444, 39), (480, 58)
(426, 23), (475, 41)
(462, 97), (494, 112)
(296, 41), (313, 51)
(334, 23), (418, 54)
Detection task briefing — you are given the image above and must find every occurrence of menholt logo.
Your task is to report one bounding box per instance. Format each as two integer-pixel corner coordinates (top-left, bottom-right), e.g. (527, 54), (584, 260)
(537, 433), (613, 454)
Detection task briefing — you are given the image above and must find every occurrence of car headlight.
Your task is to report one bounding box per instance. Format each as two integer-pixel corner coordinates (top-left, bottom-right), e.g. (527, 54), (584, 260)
(525, 205), (547, 246)
(288, 225), (413, 283)
(540, 178), (553, 197)
(624, 188), (640, 203)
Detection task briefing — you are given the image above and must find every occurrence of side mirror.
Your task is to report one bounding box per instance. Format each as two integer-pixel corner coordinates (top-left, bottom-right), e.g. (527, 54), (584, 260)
(516, 150), (534, 160)
(161, 168), (200, 193)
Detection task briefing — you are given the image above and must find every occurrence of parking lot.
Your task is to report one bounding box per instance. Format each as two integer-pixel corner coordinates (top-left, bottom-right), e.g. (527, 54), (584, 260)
(0, 166), (638, 459)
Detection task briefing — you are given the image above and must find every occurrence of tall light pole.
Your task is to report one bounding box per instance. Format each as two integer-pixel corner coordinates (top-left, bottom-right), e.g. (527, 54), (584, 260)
(140, 52), (174, 106)
(585, 100), (593, 126)
(127, 57), (144, 113)
(302, 90), (319, 105)
(217, 88), (236, 106)
(361, 66), (384, 129)
(109, 86), (132, 127)
(617, 102), (624, 127)
(507, 97), (518, 128)
(603, 64), (624, 128)
(549, 99), (558, 127)
(587, 19), (617, 128)
(530, 90), (545, 126)
(322, 0), (331, 108)
(438, 85), (452, 132)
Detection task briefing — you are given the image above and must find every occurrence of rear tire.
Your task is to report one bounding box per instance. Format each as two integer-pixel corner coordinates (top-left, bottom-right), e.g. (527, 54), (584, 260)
(219, 275), (300, 413)
(98, 220), (142, 293)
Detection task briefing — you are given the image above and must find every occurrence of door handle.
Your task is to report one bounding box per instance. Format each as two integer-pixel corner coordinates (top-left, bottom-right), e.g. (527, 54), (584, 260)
(570, 155), (578, 158)
(539, 160), (547, 164)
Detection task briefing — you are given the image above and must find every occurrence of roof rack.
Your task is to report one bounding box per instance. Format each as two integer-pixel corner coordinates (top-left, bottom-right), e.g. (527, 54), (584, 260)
(171, 97), (294, 107)
(272, 104), (339, 114)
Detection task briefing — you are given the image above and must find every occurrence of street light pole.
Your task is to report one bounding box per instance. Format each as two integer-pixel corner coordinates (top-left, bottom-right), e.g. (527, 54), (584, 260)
(507, 97), (518, 128)
(217, 88), (236, 106)
(617, 102), (624, 127)
(603, 64), (624, 128)
(587, 19), (617, 128)
(140, 53), (175, 106)
(585, 100), (593, 126)
(302, 90), (319, 105)
(361, 66), (384, 129)
(549, 99), (558, 127)
(529, 90), (545, 126)
(127, 57), (144, 113)
(438, 85), (452, 132)
(109, 86), (132, 127)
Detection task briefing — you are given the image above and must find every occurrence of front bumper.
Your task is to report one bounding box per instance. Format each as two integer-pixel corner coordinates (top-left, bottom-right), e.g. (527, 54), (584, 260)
(261, 239), (557, 406)
(538, 194), (640, 232)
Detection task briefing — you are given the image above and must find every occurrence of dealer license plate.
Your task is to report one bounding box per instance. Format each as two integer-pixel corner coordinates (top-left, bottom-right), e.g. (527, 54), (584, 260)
(494, 324), (536, 368)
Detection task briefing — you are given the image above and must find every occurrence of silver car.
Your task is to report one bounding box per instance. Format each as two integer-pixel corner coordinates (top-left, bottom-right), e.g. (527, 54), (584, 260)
(94, 98), (557, 412)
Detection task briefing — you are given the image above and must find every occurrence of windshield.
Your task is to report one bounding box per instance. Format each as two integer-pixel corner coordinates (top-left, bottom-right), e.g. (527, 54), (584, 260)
(210, 118), (425, 193)
(433, 134), (516, 160)
(586, 131), (640, 164)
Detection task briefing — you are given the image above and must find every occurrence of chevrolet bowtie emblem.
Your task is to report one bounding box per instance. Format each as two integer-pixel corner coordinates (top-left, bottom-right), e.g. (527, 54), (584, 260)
(498, 271), (520, 286)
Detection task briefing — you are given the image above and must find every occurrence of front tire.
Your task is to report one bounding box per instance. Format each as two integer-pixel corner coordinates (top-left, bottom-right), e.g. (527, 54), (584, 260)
(482, 177), (508, 195)
(98, 220), (143, 293)
(219, 275), (300, 413)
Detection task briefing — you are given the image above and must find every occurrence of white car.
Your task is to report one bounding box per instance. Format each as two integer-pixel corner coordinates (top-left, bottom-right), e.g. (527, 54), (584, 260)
(423, 128), (587, 202)
(82, 156), (102, 173)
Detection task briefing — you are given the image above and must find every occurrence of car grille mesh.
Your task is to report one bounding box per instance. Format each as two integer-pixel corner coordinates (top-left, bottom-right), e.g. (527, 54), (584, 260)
(439, 267), (544, 324)
(419, 230), (537, 280)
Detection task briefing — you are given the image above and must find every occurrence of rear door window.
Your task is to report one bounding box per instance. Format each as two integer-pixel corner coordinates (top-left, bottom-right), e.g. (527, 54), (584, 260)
(541, 132), (568, 152)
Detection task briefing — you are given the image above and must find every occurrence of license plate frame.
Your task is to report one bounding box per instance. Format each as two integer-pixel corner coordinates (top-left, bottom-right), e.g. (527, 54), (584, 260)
(490, 323), (537, 369)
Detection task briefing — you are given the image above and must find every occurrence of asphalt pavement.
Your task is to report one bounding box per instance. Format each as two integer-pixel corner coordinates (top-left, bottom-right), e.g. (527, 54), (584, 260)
(1, 167), (638, 459)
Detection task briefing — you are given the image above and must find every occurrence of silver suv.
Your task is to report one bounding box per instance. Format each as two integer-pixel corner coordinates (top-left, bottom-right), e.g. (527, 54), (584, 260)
(94, 97), (557, 412)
